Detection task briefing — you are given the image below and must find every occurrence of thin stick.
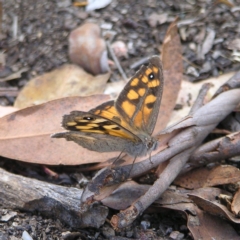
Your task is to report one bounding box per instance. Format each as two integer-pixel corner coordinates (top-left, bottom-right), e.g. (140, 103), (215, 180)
(106, 40), (128, 82)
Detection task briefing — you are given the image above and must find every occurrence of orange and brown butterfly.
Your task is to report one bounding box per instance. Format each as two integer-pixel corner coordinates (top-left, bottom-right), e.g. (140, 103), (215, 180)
(52, 56), (164, 157)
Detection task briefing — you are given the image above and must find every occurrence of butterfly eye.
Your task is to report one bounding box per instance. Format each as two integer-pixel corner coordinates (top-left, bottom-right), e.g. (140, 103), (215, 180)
(148, 73), (154, 80)
(83, 116), (94, 121)
(147, 141), (153, 149)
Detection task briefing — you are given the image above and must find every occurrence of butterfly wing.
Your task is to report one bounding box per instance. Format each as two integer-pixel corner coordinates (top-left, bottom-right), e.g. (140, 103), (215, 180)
(52, 110), (142, 154)
(52, 56), (163, 155)
(90, 56), (163, 136)
(115, 56), (163, 135)
(53, 130), (138, 153)
(60, 110), (138, 141)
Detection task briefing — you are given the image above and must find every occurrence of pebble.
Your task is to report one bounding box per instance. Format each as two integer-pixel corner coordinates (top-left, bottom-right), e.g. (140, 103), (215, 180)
(22, 231), (33, 240)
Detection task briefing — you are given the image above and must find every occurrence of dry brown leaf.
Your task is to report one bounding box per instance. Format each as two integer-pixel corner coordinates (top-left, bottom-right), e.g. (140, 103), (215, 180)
(231, 187), (240, 216)
(104, 80), (125, 99)
(174, 165), (240, 189)
(158, 188), (239, 238)
(169, 72), (236, 125)
(0, 67), (29, 82)
(0, 95), (120, 165)
(188, 187), (240, 224)
(215, 0), (234, 8)
(154, 18), (182, 134)
(147, 12), (168, 27)
(188, 206), (239, 240)
(14, 64), (110, 109)
(0, 106), (18, 118)
(69, 22), (109, 75)
(153, 188), (239, 239)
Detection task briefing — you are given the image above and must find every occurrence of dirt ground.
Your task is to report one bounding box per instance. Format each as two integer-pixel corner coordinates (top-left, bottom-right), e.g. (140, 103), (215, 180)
(1, 0), (240, 239)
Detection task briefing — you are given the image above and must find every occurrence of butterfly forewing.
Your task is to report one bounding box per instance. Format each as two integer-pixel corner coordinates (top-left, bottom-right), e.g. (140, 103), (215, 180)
(115, 56), (163, 135)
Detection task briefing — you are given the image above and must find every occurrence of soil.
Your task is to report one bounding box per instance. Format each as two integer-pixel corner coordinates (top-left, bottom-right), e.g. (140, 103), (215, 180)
(1, 0), (240, 239)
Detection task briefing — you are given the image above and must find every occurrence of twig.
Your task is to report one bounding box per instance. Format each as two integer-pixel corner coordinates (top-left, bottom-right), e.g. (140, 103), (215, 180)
(130, 57), (149, 69)
(79, 89), (240, 228)
(109, 89), (240, 228)
(188, 131), (240, 169)
(189, 82), (213, 115)
(106, 40), (128, 82)
(213, 70), (240, 98)
(0, 87), (19, 97)
(12, 15), (18, 39)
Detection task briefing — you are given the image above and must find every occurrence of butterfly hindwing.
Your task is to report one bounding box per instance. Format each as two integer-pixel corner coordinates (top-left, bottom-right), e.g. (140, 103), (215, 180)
(54, 130), (138, 153)
(61, 110), (139, 141)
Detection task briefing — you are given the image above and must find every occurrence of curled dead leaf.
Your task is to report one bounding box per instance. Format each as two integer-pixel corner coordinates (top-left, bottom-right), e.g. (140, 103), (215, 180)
(174, 165), (240, 189)
(69, 22), (109, 75)
(14, 64), (110, 109)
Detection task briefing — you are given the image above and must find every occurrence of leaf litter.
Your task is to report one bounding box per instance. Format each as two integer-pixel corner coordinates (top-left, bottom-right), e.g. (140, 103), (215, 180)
(1, 1), (240, 239)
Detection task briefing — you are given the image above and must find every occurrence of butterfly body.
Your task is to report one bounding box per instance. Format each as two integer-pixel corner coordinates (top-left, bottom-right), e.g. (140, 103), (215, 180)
(52, 56), (163, 158)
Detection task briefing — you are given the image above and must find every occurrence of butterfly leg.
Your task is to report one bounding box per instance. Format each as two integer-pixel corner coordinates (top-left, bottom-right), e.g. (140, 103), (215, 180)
(111, 150), (127, 168)
(148, 152), (154, 164)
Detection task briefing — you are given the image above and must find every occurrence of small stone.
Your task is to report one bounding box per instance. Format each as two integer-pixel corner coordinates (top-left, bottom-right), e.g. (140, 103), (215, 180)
(169, 231), (184, 240)
(77, 11), (88, 20)
(102, 225), (115, 238)
(212, 50), (221, 59)
(186, 66), (199, 77)
(0, 233), (8, 240)
(200, 61), (212, 74)
(189, 42), (197, 51)
(1, 211), (18, 222)
(120, 9), (128, 14)
(140, 220), (151, 230)
(56, 0), (71, 8)
(22, 231), (33, 240)
(101, 22), (113, 30)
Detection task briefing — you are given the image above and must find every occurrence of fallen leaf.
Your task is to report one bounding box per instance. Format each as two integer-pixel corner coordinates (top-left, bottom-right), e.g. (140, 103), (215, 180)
(0, 67), (29, 82)
(168, 72), (236, 125)
(69, 23), (109, 75)
(155, 18), (182, 134)
(188, 206), (239, 240)
(0, 95), (120, 165)
(227, 38), (240, 51)
(188, 187), (240, 224)
(0, 106), (18, 118)
(104, 80), (125, 99)
(156, 188), (240, 239)
(174, 165), (240, 189)
(198, 28), (216, 59)
(147, 12), (168, 28)
(14, 64), (110, 109)
(231, 187), (240, 216)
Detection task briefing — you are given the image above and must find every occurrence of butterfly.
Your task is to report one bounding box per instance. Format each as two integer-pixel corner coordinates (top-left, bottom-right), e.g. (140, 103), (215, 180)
(52, 56), (164, 159)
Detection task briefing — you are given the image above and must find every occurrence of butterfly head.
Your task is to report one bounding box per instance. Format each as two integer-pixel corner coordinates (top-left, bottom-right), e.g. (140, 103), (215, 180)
(145, 136), (158, 152)
(132, 135), (158, 157)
